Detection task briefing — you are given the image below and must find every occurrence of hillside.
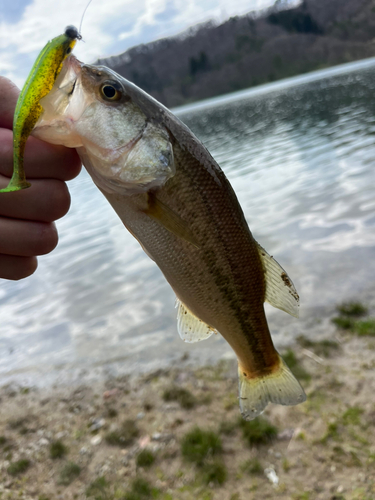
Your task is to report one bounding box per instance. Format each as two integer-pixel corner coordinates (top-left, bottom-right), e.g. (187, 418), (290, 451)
(96, 0), (375, 107)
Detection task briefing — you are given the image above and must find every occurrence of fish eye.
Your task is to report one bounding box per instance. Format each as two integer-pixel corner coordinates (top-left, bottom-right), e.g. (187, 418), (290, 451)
(100, 81), (123, 101)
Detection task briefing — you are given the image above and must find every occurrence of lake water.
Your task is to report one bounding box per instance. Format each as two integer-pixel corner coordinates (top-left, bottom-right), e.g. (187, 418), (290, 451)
(2, 59), (375, 387)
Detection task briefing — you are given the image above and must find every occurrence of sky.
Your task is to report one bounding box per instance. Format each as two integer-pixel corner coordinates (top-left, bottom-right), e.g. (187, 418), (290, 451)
(0, 0), (291, 88)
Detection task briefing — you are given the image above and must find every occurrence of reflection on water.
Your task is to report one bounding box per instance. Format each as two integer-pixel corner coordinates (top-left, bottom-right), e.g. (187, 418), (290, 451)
(1, 60), (375, 386)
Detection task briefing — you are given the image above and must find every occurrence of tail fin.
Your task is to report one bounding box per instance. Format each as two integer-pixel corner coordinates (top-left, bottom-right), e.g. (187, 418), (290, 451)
(238, 353), (306, 420)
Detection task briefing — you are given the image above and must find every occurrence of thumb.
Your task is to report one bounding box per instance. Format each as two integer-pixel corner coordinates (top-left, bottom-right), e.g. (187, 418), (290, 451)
(0, 76), (20, 130)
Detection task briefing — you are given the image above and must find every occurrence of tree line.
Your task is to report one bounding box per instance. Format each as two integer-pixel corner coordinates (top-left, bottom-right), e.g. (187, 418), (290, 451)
(96, 0), (375, 108)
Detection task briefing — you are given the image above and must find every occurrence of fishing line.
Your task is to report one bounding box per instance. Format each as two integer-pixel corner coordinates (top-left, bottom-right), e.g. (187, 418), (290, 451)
(79, 0), (94, 38)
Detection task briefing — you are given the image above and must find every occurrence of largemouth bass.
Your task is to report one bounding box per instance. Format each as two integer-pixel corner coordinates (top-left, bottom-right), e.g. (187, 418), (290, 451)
(32, 54), (306, 419)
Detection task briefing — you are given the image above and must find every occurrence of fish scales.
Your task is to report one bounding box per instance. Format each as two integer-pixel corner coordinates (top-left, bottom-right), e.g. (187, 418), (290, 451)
(98, 138), (278, 375)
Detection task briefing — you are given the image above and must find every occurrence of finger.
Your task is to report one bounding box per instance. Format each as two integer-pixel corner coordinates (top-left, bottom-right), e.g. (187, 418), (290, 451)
(0, 76), (19, 129)
(0, 128), (81, 181)
(0, 218), (58, 256)
(0, 254), (37, 281)
(0, 175), (71, 222)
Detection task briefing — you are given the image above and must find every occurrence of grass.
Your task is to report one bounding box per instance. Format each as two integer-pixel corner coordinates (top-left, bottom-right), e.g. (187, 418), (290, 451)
(332, 316), (375, 337)
(239, 417), (278, 446)
(332, 317), (355, 330)
(105, 419), (139, 446)
(342, 406), (364, 426)
(136, 449), (156, 468)
(332, 301), (375, 336)
(7, 459), (30, 476)
(282, 349), (311, 381)
(162, 386), (196, 409)
(0, 436), (7, 446)
(50, 440), (68, 459)
(297, 336), (340, 357)
(86, 476), (111, 500)
(123, 477), (159, 500)
(105, 407), (118, 418)
(8, 416), (30, 434)
(355, 319), (375, 337)
(200, 460), (227, 485)
(241, 458), (263, 474)
(181, 427), (222, 466)
(320, 422), (339, 444)
(58, 462), (81, 485)
(282, 458), (291, 472)
(336, 302), (368, 317)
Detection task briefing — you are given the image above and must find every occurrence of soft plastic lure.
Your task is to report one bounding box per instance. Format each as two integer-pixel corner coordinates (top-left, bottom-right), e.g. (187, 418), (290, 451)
(0, 26), (81, 193)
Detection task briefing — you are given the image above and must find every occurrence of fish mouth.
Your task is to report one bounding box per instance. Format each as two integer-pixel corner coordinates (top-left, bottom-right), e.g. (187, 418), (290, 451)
(57, 55), (83, 98)
(32, 55), (89, 148)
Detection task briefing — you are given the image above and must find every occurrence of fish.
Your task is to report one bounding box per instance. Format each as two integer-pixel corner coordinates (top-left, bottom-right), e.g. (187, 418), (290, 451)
(0, 26), (81, 193)
(32, 54), (306, 419)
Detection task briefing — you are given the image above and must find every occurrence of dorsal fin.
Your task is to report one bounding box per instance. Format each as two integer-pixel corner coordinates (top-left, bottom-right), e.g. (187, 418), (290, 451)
(176, 299), (217, 343)
(256, 241), (300, 318)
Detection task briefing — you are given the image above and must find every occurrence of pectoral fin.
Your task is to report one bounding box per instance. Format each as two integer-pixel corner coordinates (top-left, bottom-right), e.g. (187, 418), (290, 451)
(256, 241), (300, 318)
(144, 193), (200, 248)
(176, 299), (217, 342)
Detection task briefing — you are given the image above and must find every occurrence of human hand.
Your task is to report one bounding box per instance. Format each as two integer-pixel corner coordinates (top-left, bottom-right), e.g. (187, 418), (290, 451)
(0, 76), (81, 280)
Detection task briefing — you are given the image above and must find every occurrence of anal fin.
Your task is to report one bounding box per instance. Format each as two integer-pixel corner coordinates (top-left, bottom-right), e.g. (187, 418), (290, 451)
(176, 299), (217, 343)
(256, 241), (300, 318)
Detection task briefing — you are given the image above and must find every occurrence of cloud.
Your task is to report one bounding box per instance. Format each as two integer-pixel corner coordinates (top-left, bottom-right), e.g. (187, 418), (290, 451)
(0, 0), (278, 87)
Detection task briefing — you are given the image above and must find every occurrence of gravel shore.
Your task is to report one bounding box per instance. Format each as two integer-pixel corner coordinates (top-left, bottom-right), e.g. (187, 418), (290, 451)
(1, 321), (375, 500)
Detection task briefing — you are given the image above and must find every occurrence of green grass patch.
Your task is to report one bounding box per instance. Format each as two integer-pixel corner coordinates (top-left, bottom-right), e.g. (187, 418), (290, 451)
(293, 493), (311, 500)
(282, 458), (291, 472)
(105, 407), (118, 418)
(342, 406), (364, 426)
(336, 302), (368, 317)
(58, 462), (81, 485)
(163, 386), (196, 409)
(7, 459), (30, 476)
(297, 336), (340, 357)
(332, 317), (355, 330)
(136, 449), (156, 468)
(200, 460), (227, 485)
(332, 301), (373, 334)
(241, 458), (263, 474)
(320, 422), (339, 444)
(50, 440), (68, 459)
(239, 417), (278, 446)
(105, 419), (139, 447)
(304, 390), (326, 413)
(123, 477), (159, 500)
(86, 476), (111, 500)
(354, 319), (375, 337)
(282, 349), (311, 381)
(8, 416), (30, 434)
(181, 427), (222, 466)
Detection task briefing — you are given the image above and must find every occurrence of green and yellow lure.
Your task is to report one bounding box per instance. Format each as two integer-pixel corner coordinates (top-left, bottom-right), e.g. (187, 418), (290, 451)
(1, 26), (81, 193)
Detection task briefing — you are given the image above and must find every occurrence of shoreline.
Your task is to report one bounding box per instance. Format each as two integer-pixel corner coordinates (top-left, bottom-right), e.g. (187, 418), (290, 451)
(1, 315), (375, 500)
